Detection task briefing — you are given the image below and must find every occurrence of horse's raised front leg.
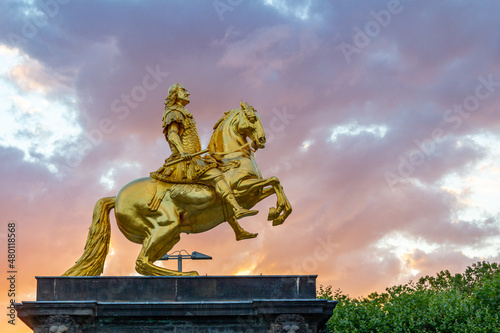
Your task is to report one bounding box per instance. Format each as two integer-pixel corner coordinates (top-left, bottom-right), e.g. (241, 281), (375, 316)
(253, 185), (292, 226)
(268, 184), (292, 226)
(235, 176), (292, 226)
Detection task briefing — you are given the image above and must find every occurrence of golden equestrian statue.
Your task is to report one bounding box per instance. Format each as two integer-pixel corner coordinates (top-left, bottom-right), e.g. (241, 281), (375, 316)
(63, 83), (292, 277)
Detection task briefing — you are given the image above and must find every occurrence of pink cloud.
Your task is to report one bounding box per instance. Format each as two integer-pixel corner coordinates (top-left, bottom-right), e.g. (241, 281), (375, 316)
(2, 3), (500, 332)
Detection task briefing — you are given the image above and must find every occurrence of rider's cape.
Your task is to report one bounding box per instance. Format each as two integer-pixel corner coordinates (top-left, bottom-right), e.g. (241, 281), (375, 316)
(150, 105), (217, 183)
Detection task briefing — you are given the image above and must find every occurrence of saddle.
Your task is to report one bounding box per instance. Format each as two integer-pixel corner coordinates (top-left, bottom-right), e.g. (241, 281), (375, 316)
(148, 159), (240, 212)
(148, 182), (211, 211)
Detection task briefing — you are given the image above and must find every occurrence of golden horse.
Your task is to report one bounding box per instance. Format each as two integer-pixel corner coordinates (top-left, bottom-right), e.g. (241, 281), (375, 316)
(63, 102), (292, 276)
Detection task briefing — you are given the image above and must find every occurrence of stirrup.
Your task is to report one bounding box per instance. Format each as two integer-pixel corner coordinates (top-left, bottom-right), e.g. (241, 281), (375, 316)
(234, 208), (259, 219)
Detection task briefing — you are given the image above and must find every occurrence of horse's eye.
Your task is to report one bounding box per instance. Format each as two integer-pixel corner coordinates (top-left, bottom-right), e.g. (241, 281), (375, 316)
(248, 116), (256, 123)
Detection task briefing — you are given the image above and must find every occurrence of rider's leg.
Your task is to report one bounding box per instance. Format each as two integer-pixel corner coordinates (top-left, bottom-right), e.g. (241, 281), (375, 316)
(227, 215), (258, 241)
(197, 168), (258, 220)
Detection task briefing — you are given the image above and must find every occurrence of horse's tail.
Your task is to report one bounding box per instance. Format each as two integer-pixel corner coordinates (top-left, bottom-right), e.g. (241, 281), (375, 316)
(62, 197), (116, 276)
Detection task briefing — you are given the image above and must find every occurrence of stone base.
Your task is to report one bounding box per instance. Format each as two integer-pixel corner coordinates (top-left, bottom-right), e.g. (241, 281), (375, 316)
(16, 276), (336, 333)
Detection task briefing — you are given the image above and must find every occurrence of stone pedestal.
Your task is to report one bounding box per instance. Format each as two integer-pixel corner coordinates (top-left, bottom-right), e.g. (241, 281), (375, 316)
(16, 275), (336, 332)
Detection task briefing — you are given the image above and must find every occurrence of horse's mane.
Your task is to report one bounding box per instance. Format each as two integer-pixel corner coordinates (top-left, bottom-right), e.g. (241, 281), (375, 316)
(213, 108), (239, 131)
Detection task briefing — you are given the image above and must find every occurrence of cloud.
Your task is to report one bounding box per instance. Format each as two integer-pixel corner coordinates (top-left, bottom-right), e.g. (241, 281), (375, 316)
(2, 4), (500, 331)
(217, 24), (321, 86)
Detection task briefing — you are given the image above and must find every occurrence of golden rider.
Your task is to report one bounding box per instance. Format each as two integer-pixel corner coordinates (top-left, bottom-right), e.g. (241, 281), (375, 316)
(150, 83), (258, 221)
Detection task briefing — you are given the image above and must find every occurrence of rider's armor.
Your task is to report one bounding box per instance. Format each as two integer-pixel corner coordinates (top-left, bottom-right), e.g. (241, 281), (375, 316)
(148, 95), (258, 223)
(150, 104), (217, 183)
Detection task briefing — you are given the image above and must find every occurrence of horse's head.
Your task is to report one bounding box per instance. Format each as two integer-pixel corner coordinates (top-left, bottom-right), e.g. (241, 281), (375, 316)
(209, 101), (266, 157)
(238, 101), (266, 151)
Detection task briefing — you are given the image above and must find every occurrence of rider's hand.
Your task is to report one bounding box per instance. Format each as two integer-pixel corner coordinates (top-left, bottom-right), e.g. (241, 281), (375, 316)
(181, 153), (192, 161)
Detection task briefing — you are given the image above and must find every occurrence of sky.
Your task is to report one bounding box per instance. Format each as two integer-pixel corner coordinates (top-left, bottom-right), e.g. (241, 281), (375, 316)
(1, 0), (500, 331)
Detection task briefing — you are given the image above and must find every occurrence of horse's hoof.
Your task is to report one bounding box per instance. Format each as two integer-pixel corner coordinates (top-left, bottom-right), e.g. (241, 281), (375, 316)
(186, 271), (199, 276)
(268, 207), (279, 221)
(236, 232), (258, 241)
(272, 217), (284, 226)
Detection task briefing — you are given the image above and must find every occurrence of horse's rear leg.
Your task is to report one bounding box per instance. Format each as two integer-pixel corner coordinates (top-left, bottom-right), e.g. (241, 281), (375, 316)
(135, 223), (198, 276)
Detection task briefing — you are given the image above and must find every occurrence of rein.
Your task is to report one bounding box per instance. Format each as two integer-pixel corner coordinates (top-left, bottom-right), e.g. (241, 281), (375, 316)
(210, 141), (254, 156)
(160, 141), (253, 169)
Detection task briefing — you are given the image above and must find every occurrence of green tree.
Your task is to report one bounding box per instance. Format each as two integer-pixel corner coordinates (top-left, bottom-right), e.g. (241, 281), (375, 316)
(317, 261), (500, 332)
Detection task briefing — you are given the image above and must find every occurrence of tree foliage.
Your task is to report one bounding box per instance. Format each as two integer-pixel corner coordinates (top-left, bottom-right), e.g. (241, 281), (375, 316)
(317, 261), (500, 332)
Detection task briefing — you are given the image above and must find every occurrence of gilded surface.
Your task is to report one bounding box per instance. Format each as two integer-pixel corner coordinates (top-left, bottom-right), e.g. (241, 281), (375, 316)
(63, 83), (292, 277)
(153, 102), (217, 182)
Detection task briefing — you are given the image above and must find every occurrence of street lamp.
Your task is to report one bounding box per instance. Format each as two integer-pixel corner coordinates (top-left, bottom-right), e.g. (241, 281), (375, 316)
(159, 250), (212, 272)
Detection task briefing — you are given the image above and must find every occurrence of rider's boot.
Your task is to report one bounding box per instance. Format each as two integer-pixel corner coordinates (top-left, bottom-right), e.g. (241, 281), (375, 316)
(213, 175), (258, 219)
(225, 194), (259, 219)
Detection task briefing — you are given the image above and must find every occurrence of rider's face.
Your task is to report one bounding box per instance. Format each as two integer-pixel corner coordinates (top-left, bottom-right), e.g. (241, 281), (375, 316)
(177, 87), (190, 106)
